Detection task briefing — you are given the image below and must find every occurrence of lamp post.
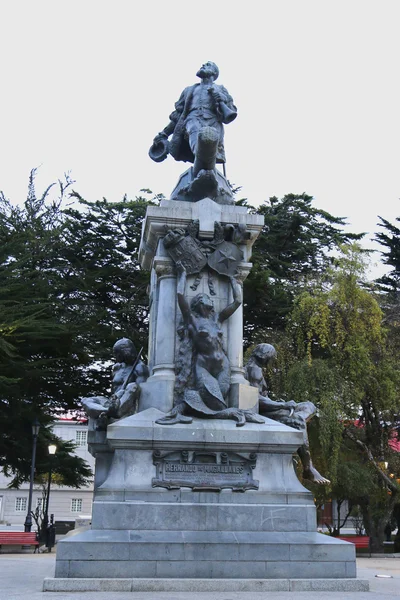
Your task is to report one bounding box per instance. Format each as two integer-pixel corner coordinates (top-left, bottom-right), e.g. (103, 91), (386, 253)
(24, 418), (40, 532)
(42, 444), (57, 547)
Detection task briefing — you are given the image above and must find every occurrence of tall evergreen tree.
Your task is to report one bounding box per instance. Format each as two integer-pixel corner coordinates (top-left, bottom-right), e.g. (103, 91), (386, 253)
(375, 213), (400, 294)
(0, 171), (157, 485)
(242, 193), (363, 345)
(60, 192), (153, 358)
(266, 245), (400, 551)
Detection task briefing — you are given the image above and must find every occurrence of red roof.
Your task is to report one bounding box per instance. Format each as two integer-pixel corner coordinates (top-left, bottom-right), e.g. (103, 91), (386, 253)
(389, 437), (400, 452)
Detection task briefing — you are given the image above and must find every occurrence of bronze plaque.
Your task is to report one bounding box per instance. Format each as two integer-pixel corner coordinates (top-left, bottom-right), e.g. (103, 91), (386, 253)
(152, 450), (258, 492)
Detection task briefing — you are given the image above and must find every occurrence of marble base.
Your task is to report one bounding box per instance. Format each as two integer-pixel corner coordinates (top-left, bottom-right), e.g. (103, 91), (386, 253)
(54, 528), (356, 579)
(53, 409), (357, 582)
(44, 577), (369, 592)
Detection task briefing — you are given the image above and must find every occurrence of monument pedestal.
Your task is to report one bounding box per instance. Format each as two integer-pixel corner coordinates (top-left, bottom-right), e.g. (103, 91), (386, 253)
(137, 198), (264, 414)
(46, 198), (367, 591)
(49, 409), (362, 588)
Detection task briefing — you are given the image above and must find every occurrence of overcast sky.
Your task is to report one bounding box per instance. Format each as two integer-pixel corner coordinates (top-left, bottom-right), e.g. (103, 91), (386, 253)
(0, 1), (399, 277)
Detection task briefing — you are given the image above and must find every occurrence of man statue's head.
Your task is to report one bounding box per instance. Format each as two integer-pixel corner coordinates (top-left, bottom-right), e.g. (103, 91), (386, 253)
(196, 61), (219, 81)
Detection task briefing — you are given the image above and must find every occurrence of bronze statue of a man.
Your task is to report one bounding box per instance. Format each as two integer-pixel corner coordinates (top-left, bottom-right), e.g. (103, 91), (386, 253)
(150, 62), (237, 204)
(245, 344), (330, 485)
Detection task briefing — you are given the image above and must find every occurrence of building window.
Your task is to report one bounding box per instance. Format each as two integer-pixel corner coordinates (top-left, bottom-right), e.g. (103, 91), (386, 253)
(75, 430), (87, 447)
(71, 498), (82, 513)
(15, 497), (27, 512)
(36, 497), (43, 510)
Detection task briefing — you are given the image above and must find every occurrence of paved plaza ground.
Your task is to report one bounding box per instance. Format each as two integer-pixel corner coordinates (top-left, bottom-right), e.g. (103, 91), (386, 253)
(0, 552), (399, 600)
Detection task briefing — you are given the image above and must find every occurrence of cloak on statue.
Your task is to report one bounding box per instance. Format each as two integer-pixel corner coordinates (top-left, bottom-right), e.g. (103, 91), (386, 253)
(167, 83), (237, 164)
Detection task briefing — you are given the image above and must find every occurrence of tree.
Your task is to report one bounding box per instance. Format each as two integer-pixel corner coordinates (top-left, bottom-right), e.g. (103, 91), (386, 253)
(3, 172), (395, 548)
(241, 193), (363, 345)
(375, 213), (400, 295)
(0, 171), (158, 486)
(319, 459), (375, 536)
(60, 191), (154, 357)
(0, 171), (91, 486)
(273, 245), (400, 551)
(30, 439), (93, 542)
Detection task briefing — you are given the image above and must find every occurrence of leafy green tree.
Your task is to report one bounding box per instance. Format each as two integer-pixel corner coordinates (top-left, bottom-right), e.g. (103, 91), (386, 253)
(3, 170), (396, 555)
(0, 170), (88, 485)
(29, 437), (93, 541)
(241, 193), (363, 345)
(377, 213), (400, 547)
(0, 171), (157, 486)
(272, 245), (400, 551)
(60, 192), (154, 358)
(318, 459), (376, 536)
(393, 503), (400, 552)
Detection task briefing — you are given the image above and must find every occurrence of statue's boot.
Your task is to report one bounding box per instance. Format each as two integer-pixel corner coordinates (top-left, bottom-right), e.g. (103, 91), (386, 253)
(193, 126), (219, 176)
(186, 126), (220, 201)
(188, 169), (219, 201)
(297, 444), (330, 485)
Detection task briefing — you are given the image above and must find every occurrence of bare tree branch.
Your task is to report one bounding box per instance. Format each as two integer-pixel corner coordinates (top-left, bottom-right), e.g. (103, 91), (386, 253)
(344, 428), (399, 493)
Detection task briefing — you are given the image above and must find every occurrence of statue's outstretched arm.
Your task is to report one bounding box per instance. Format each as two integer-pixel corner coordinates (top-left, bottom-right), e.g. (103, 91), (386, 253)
(259, 396), (296, 411)
(219, 276), (242, 322)
(155, 90), (186, 139)
(161, 120), (175, 137)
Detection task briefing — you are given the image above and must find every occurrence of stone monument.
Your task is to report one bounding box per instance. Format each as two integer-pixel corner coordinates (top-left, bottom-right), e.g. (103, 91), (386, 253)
(45, 62), (367, 593)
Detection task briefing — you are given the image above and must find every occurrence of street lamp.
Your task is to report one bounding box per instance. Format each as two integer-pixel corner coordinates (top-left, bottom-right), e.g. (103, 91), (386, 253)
(42, 444), (57, 543)
(24, 418), (40, 532)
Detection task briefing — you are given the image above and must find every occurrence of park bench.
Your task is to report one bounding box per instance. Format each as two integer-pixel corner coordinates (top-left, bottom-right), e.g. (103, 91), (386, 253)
(338, 535), (370, 552)
(0, 531), (39, 553)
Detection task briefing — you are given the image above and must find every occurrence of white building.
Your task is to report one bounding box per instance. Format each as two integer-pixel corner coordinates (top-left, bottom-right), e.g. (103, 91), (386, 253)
(0, 419), (94, 529)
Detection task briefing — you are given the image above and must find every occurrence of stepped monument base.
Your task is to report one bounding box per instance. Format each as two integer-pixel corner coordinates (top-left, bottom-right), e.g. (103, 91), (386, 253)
(48, 409), (365, 587)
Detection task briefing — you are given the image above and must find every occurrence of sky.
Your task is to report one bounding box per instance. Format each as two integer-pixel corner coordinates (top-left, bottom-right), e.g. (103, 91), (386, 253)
(0, 0), (399, 278)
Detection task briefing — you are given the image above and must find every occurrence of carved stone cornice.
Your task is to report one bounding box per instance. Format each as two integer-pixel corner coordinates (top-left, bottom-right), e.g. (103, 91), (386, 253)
(153, 256), (175, 278)
(139, 199), (264, 271)
(235, 262), (253, 283)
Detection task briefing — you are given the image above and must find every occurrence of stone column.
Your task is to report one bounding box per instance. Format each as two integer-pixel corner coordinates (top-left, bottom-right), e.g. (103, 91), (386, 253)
(152, 258), (176, 380)
(139, 257), (176, 414)
(227, 263), (258, 410)
(227, 278), (245, 383)
(138, 198), (264, 415)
